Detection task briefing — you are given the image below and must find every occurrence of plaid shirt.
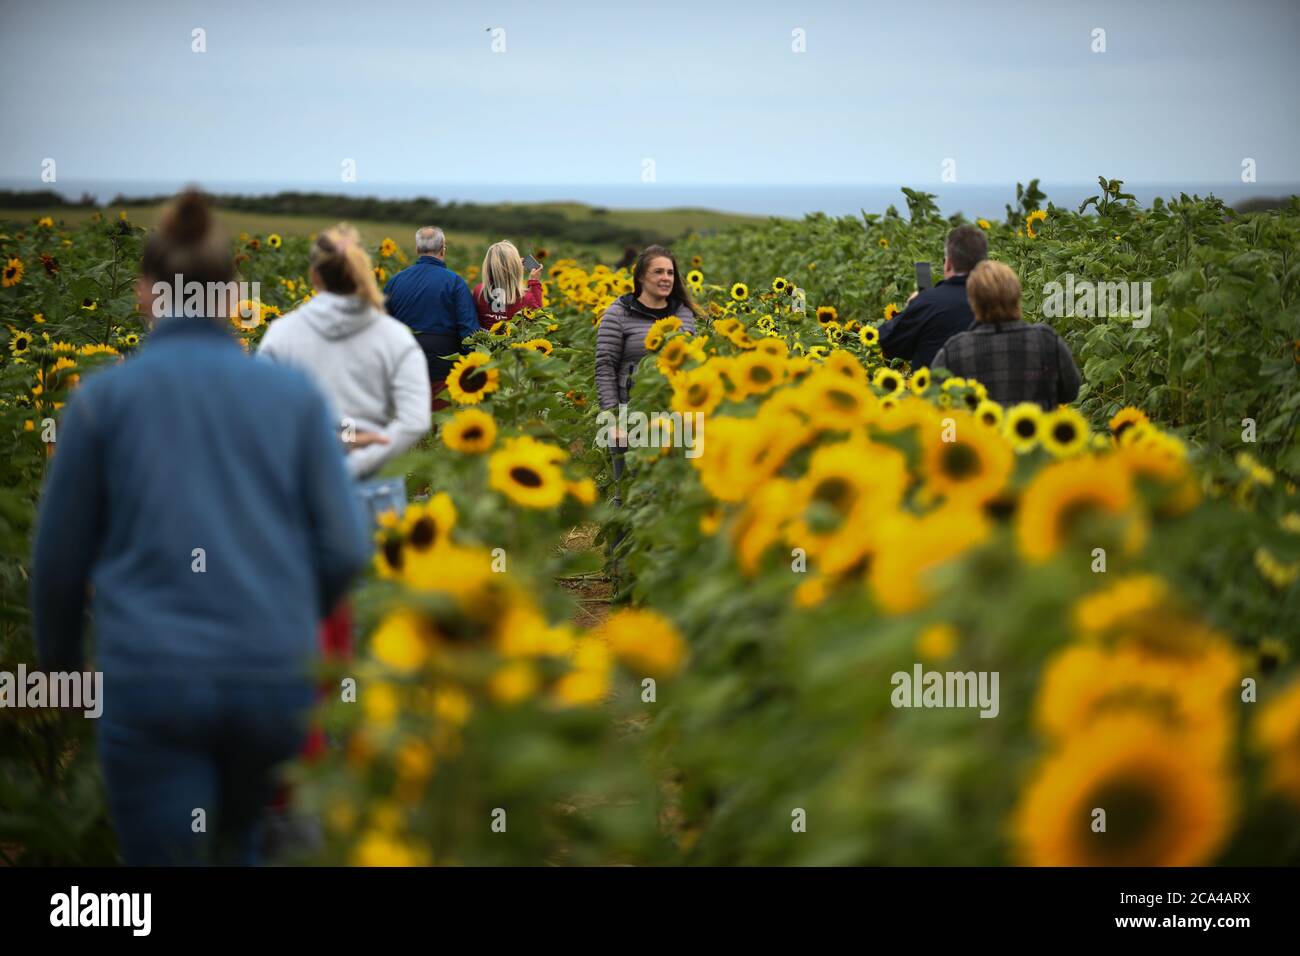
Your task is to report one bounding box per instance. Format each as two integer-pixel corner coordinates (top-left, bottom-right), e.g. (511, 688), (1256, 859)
(932, 321), (1082, 409)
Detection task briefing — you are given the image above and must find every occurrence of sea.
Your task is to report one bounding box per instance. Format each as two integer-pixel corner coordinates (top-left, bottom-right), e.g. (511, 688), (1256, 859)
(2, 179), (1296, 221)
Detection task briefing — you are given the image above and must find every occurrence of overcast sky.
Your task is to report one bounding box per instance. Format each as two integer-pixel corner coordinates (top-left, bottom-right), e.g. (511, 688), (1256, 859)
(2, 0), (1297, 187)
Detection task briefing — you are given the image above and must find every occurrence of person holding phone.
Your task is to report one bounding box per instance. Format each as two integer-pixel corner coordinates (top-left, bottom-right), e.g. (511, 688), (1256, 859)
(472, 240), (544, 330)
(879, 224), (988, 370)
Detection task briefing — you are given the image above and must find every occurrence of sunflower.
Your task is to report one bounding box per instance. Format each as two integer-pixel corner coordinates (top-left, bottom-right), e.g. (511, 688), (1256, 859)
(974, 399), (1003, 429)
(858, 324), (880, 348)
(871, 366), (905, 396)
(733, 351), (787, 398)
(1016, 455), (1144, 563)
(1012, 714), (1233, 866)
(786, 439), (910, 575)
(1003, 402), (1043, 453)
(730, 282), (749, 302)
(1040, 406), (1091, 457)
(400, 493), (458, 555)
(267, 233), (282, 249)
(442, 408), (497, 454)
(657, 337), (693, 376)
(798, 371), (878, 432)
(379, 237), (398, 258)
(908, 366), (930, 394)
(446, 352), (500, 405)
(822, 349), (865, 383)
(1109, 406), (1149, 442)
(488, 436), (568, 508)
(122, 332), (141, 348)
(599, 608), (687, 678)
(977, 218), (991, 230)
(878, 238), (889, 249)
(686, 268), (703, 287)
(771, 276), (790, 294)
(1255, 680), (1300, 806)
(36, 216), (54, 228)
(8, 330), (32, 357)
(2, 258), (24, 288)
(883, 303), (900, 322)
(373, 266), (388, 283)
(511, 338), (553, 355)
(869, 503), (990, 614)
(755, 336), (788, 359)
(922, 410), (1014, 505)
(1025, 209), (1047, 239)
(671, 366), (726, 416)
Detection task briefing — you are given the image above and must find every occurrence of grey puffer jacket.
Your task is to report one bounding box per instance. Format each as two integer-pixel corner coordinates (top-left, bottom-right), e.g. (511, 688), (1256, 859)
(594, 294), (697, 409)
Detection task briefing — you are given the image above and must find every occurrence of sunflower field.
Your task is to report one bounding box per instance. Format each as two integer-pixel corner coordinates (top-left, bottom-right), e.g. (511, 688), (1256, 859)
(2, 182), (1300, 866)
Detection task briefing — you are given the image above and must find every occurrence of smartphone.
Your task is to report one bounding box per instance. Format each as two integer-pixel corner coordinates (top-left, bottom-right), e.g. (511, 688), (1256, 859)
(522, 254), (542, 272)
(915, 261), (933, 292)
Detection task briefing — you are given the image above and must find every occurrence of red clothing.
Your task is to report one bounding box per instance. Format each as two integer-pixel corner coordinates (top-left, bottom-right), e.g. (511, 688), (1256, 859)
(472, 279), (543, 330)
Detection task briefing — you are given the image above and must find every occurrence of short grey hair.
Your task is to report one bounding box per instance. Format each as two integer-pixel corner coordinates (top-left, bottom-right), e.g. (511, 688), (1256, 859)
(415, 226), (445, 256)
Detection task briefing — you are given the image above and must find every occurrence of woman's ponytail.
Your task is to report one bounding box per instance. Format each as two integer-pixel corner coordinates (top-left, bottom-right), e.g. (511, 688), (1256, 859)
(311, 224), (384, 311)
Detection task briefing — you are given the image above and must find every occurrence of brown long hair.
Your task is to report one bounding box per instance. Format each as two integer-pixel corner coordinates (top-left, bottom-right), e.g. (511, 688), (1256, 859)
(632, 245), (699, 317)
(141, 189), (234, 290)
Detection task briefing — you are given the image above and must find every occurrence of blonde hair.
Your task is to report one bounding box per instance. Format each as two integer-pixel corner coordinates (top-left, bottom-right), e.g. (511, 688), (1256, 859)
(966, 260), (1022, 323)
(479, 240), (527, 309)
(310, 224), (384, 310)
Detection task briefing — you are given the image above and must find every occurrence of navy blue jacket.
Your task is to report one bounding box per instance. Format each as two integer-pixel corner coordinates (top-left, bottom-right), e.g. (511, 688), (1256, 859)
(878, 273), (976, 370)
(31, 317), (371, 679)
(384, 256), (479, 340)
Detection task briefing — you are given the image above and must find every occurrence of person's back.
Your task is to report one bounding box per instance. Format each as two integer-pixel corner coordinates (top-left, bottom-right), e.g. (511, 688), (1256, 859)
(30, 190), (370, 866)
(39, 318), (369, 675)
(384, 226), (479, 405)
(879, 224), (988, 369)
(259, 226), (431, 479)
(471, 239), (543, 330)
(931, 260), (1081, 409)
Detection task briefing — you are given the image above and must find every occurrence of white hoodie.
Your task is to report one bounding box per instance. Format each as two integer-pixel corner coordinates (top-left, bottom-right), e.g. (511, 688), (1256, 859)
(258, 291), (431, 478)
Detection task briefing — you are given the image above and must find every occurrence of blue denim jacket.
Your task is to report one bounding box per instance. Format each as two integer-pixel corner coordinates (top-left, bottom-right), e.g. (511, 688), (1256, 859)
(31, 317), (371, 679)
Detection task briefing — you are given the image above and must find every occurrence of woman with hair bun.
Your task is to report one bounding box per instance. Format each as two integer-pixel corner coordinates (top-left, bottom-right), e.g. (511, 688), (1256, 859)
(30, 189), (371, 866)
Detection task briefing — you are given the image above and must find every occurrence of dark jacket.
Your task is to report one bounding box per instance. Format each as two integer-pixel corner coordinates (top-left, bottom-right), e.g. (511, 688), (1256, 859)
(594, 294), (697, 409)
(31, 317), (370, 678)
(879, 274), (976, 369)
(932, 320), (1082, 409)
(384, 256), (479, 339)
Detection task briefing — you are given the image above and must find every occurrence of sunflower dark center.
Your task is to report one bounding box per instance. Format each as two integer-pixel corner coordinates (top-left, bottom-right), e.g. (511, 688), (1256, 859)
(827, 388), (858, 410)
(1015, 417), (1037, 438)
(382, 537), (405, 571)
(1082, 778), (1163, 863)
(462, 426), (483, 442)
(942, 442), (981, 480)
(749, 366), (773, 385)
(461, 369), (488, 392)
(408, 517), (437, 550)
(1054, 422), (1077, 444)
(688, 384), (709, 404)
(510, 466), (543, 488)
